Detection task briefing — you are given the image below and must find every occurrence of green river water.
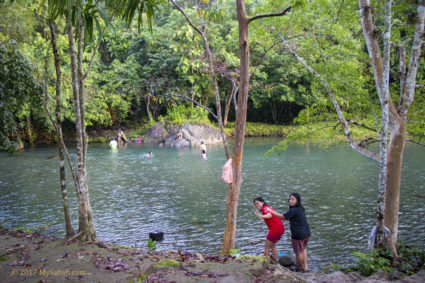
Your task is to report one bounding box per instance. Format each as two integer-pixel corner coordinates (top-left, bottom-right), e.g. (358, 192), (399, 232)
(0, 137), (424, 271)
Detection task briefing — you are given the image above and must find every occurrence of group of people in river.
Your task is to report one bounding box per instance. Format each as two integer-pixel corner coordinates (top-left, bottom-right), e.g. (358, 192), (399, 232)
(109, 129), (206, 159)
(254, 193), (311, 272)
(109, 129), (309, 271)
(109, 129), (128, 149)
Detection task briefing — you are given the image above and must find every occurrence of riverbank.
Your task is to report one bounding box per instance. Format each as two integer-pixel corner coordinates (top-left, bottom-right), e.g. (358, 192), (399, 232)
(1, 228), (424, 283)
(23, 120), (377, 147)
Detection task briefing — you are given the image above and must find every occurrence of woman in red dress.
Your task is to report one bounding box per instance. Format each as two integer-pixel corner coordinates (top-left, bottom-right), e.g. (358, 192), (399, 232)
(254, 197), (285, 262)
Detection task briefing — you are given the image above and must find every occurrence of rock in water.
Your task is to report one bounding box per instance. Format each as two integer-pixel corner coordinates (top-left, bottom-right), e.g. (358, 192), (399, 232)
(279, 255), (295, 267)
(149, 231), (164, 241)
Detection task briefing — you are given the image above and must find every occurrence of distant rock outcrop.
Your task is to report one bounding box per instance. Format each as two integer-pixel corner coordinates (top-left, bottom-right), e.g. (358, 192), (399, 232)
(144, 122), (168, 144)
(145, 122), (222, 148)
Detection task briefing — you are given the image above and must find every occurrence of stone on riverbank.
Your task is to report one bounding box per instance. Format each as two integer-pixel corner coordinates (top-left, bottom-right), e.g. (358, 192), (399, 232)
(145, 122), (222, 148)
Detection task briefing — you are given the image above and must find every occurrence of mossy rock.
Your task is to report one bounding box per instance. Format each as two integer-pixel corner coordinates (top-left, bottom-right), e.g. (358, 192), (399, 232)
(94, 137), (106, 143)
(152, 259), (181, 268)
(236, 255), (269, 265)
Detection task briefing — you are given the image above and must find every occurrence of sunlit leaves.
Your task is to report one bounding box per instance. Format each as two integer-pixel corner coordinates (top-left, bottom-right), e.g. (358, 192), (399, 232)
(106, 0), (168, 32)
(49, 0), (108, 44)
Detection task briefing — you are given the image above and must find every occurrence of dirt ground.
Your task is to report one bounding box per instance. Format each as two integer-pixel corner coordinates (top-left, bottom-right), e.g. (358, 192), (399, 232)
(0, 228), (424, 283)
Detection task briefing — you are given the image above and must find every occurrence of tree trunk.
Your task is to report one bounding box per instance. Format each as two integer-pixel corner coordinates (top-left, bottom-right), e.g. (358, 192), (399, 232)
(170, 0), (231, 159)
(147, 86), (154, 122)
(146, 95), (152, 121)
(359, 0), (390, 249)
(384, 116), (405, 259)
(50, 21), (74, 237)
(67, 20), (96, 242)
(270, 101), (277, 124)
(359, 0), (425, 259)
(222, 0), (250, 254)
(202, 35), (231, 159)
(26, 115), (32, 143)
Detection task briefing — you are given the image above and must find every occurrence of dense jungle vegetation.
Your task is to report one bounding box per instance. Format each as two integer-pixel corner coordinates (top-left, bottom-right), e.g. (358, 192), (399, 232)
(0, 0), (424, 151)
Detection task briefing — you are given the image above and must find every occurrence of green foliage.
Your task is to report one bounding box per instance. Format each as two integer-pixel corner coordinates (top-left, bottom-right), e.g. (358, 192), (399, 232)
(1, 0), (424, 145)
(353, 249), (394, 276)
(233, 122), (287, 137)
(265, 140), (288, 156)
(265, 121), (379, 156)
(106, 0), (168, 32)
(230, 248), (240, 256)
(160, 104), (210, 125)
(147, 238), (157, 251)
(48, 0), (108, 43)
(137, 274), (147, 282)
(323, 263), (352, 274)
(397, 241), (425, 274)
(0, 40), (43, 153)
(93, 137), (106, 143)
(352, 243), (425, 277)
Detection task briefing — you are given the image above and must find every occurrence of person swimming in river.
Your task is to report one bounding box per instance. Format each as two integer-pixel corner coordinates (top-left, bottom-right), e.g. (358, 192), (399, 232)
(144, 152), (153, 157)
(200, 141), (207, 160)
(201, 152), (207, 160)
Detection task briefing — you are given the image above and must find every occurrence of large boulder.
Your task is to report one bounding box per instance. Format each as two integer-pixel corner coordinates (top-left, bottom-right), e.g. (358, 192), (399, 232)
(145, 122), (222, 148)
(145, 122), (167, 144)
(165, 123), (222, 148)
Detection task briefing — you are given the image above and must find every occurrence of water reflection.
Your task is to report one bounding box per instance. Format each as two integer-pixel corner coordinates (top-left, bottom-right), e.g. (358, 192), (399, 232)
(0, 139), (424, 271)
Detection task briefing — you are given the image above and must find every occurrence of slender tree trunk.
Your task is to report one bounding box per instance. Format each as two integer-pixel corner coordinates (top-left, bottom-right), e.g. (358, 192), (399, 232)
(170, 0), (231, 159)
(50, 21), (74, 237)
(68, 21), (96, 242)
(26, 115), (32, 143)
(146, 95), (152, 121)
(222, 0), (250, 254)
(147, 86), (154, 122)
(202, 35), (231, 159)
(359, 0), (390, 249)
(384, 116), (405, 259)
(360, 0), (425, 260)
(270, 101), (277, 124)
(221, 0), (292, 254)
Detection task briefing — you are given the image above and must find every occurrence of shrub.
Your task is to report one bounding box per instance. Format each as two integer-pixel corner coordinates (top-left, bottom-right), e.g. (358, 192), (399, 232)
(147, 238), (157, 251)
(94, 137), (106, 143)
(353, 249), (394, 276)
(159, 104), (210, 125)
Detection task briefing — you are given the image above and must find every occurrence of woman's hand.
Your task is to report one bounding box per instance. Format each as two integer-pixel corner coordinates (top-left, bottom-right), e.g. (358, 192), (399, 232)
(255, 211), (262, 219)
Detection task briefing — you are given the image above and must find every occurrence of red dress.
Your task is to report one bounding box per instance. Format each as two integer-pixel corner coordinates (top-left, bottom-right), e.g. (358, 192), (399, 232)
(262, 205), (285, 243)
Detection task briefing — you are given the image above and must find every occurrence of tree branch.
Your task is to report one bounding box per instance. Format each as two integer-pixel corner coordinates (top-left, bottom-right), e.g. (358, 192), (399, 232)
(274, 27), (380, 162)
(346, 119), (376, 132)
(82, 29), (104, 82)
(248, 6), (292, 23)
(406, 139), (425, 147)
(170, 0), (204, 36)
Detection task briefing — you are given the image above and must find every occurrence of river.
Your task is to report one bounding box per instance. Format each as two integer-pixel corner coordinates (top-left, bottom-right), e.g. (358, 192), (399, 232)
(0, 138), (424, 271)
